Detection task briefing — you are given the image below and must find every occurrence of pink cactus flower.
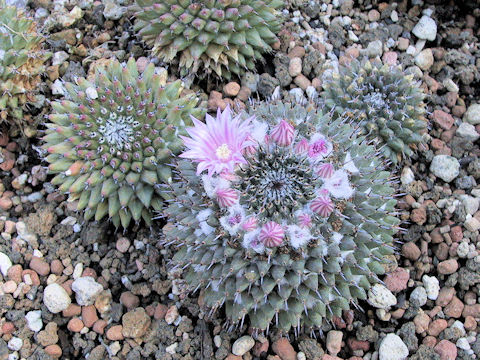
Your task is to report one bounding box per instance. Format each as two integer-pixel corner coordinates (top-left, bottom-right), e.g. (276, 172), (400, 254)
(317, 163), (334, 178)
(294, 138), (309, 154)
(259, 221), (284, 247)
(180, 106), (254, 176)
(310, 194), (334, 217)
(297, 213), (312, 228)
(308, 133), (333, 161)
(216, 188), (238, 208)
(270, 119), (295, 146)
(241, 217), (258, 231)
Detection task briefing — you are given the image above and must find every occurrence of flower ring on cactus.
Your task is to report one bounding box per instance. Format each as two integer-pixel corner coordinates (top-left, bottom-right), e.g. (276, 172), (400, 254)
(164, 102), (401, 335)
(131, 0), (283, 79)
(322, 58), (427, 163)
(42, 58), (204, 229)
(0, 0), (51, 131)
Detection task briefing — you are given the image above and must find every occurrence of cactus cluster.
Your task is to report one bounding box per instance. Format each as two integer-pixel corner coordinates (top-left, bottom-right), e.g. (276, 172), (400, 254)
(0, 0), (51, 127)
(163, 102), (400, 334)
(322, 59), (427, 163)
(131, 0), (282, 79)
(43, 58), (203, 228)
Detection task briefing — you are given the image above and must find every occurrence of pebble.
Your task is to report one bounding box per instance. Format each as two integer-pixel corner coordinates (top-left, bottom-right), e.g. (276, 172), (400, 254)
(43, 283), (71, 313)
(224, 82), (241, 97)
(456, 122), (479, 141)
(106, 325), (124, 341)
(103, 0), (126, 20)
(288, 57), (302, 77)
(368, 284), (397, 309)
(116, 237), (130, 253)
(385, 268), (409, 292)
(414, 48), (434, 70)
(120, 291), (139, 310)
(401, 167), (415, 185)
(437, 259), (459, 274)
(464, 215), (480, 232)
(410, 286), (428, 307)
(432, 110), (454, 130)
(422, 275), (440, 300)
(434, 339), (457, 360)
(72, 276), (104, 306)
(25, 310), (43, 332)
(326, 330), (343, 356)
(0, 251), (12, 276)
(67, 317), (84, 332)
(82, 305), (98, 327)
(367, 9), (380, 22)
(464, 103), (480, 124)
(379, 334), (408, 360)
(232, 336), (255, 356)
(122, 308), (151, 338)
(412, 15), (437, 41)
(430, 155), (460, 182)
(44, 345), (62, 358)
(165, 305), (179, 325)
(52, 51), (69, 66)
(401, 242), (421, 261)
(443, 78), (459, 93)
(364, 40), (383, 57)
(166, 343), (178, 354)
(7, 337), (22, 351)
(272, 338), (296, 360)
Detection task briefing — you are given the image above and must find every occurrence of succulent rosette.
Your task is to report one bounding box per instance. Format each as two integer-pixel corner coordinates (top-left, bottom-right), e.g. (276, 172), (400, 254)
(322, 59), (427, 163)
(164, 102), (400, 334)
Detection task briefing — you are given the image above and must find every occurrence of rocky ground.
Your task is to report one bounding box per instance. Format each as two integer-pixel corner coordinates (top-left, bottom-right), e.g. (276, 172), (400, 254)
(1, 0), (480, 359)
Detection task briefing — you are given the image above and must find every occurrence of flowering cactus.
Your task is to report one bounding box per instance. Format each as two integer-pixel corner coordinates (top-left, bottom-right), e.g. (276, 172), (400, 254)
(0, 0), (51, 128)
(43, 58), (204, 228)
(322, 59), (427, 163)
(164, 102), (400, 334)
(131, 0), (282, 79)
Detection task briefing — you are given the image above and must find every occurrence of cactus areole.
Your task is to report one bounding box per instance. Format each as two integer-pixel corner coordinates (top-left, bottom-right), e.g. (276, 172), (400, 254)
(43, 58), (204, 228)
(164, 102), (401, 335)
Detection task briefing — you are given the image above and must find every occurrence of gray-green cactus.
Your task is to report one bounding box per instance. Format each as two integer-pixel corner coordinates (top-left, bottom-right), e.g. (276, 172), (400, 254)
(131, 0), (282, 79)
(0, 0), (51, 128)
(163, 101), (400, 334)
(322, 59), (427, 163)
(43, 58), (204, 228)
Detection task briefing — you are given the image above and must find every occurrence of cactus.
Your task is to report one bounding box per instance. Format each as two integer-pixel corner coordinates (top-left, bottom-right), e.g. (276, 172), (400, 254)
(321, 59), (427, 163)
(163, 102), (400, 334)
(131, 0), (282, 79)
(43, 58), (204, 229)
(0, 0), (51, 128)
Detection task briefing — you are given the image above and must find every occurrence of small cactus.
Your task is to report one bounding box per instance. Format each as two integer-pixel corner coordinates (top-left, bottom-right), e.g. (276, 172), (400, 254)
(43, 58), (204, 228)
(0, 0), (51, 128)
(164, 102), (400, 334)
(131, 0), (282, 79)
(322, 59), (427, 163)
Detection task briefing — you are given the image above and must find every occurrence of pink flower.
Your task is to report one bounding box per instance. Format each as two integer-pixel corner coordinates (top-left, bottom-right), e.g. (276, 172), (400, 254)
(317, 163), (334, 178)
(308, 133), (333, 161)
(259, 221), (284, 247)
(310, 194), (334, 217)
(243, 135), (258, 156)
(180, 106), (254, 176)
(322, 170), (354, 199)
(270, 119), (294, 146)
(241, 217), (257, 231)
(297, 213), (312, 228)
(294, 138), (309, 154)
(216, 188), (238, 208)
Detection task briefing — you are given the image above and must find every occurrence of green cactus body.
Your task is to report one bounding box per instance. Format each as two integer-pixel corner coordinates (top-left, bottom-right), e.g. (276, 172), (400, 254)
(132, 0), (282, 79)
(43, 58), (204, 228)
(0, 0), (51, 126)
(322, 59), (427, 163)
(164, 102), (400, 334)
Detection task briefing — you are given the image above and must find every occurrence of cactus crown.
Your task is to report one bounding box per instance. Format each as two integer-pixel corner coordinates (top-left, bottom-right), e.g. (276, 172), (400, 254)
(0, 0), (51, 126)
(322, 59), (427, 163)
(132, 0), (282, 79)
(164, 102), (400, 334)
(43, 58), (204, 229)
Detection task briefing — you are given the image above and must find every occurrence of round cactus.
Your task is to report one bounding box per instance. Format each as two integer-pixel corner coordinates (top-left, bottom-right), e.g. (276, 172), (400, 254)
(163, 102), (400, 334)
(131, 0), (282, 79)
(43, 58), (204, 229)
(0, 0), (51, 128)
(321, 59), (427, 163)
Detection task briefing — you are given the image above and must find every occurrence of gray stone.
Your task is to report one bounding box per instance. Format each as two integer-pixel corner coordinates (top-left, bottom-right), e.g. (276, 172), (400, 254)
(464, 104), (480, 125)
(103, 0), (126, 20)
(25, 310), (43, 332)
(409, 286), (427, 307)
(414, 49), (434, 71)
(379, 334), (409, 360)
(368, 284), (397, 309)
(456, 122), (480, 141)
(43, 283), (71, 314)
(430, 155), (460, 182)
(0, 252), (12, 277)
(422, 275), (439, 300)
(232, 336), (255, 356)
(412, 16), (437, 41)
(364, 40), (383, 57)
(71, 276), (103, 306)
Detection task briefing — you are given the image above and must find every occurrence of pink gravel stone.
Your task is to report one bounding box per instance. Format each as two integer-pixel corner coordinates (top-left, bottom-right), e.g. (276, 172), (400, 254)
(385, 268), (409, 292)
(434, 340), (457, 360)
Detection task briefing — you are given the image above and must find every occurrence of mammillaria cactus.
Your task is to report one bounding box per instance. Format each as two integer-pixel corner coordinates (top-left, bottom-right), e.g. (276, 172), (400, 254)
(163, 102), (400, 334)
(322, 59), (427, 163)
(43, 58), (203, 228)
(131, 0), (282, 79)
(0, 0), (51, 128)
